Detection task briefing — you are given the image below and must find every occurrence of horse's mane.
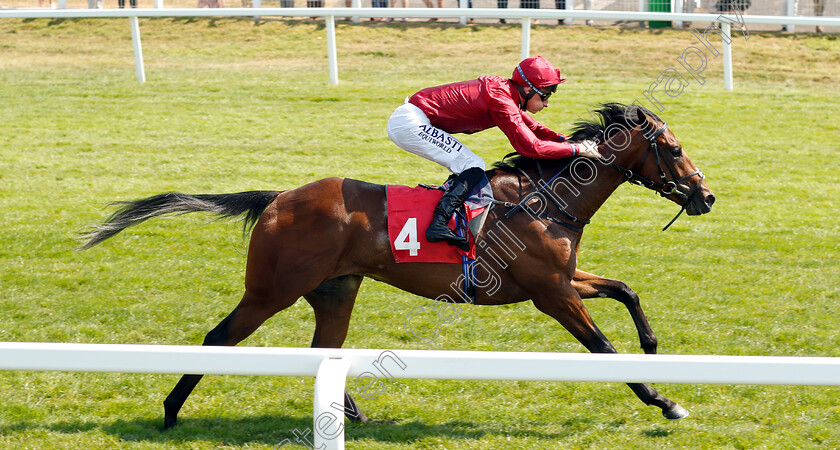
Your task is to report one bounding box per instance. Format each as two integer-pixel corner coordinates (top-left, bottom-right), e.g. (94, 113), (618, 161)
(492, 102), (661, 172)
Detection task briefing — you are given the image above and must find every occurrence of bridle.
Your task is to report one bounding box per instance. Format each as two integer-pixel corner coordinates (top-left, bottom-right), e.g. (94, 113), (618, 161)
(500, 120), (705, 232)
(599, 121), (705, 230)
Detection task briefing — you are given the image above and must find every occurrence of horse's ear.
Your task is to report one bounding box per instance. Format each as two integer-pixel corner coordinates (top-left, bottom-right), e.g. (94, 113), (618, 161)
(625, 104), (657, 138)
(634, 106), (647, 126)
(622, 103), (647, 131)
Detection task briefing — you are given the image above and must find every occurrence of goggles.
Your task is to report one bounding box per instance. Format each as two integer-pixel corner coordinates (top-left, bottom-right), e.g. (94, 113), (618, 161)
(537, 84), (558, 101)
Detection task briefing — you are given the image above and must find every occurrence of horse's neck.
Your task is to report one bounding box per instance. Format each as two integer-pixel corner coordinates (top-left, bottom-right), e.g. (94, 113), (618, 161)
(559, 160), (626, 221)
(502, 157), (628, 223)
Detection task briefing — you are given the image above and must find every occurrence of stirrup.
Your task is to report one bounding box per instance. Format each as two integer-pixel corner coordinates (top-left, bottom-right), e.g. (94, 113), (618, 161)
(426, 226), (469, 251)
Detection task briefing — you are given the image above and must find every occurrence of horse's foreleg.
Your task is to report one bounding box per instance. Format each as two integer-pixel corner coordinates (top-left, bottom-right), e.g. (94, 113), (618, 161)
(532, 286), (688, 420)
(304, 275), (387, 424)
(572, 269), (657, 355)
(532, 286), (617, 354)
(163, 290), (300, 429)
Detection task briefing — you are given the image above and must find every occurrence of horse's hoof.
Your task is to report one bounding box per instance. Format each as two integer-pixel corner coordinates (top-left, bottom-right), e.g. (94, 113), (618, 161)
(662, 403), (690, 420)
(370, 419), (399, 425)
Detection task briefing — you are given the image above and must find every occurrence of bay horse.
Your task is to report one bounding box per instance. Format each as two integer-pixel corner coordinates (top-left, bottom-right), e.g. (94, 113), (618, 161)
(80, 103), (715, 429)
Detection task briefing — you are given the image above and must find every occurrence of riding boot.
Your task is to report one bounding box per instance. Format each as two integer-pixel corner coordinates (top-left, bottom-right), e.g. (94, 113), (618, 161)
(426, 167), (485, 251)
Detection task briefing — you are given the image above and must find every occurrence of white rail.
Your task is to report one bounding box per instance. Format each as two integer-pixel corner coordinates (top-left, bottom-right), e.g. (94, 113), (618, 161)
(1, 8), (838, 89)
(2, 342), (840, 449)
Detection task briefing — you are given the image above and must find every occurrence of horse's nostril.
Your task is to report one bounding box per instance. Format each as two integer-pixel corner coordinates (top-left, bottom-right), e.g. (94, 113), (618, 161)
(705, 194), (716, 207)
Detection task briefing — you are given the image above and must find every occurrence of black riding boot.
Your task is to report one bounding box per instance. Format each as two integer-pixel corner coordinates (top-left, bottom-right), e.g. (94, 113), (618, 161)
(426, 167), (485, 251)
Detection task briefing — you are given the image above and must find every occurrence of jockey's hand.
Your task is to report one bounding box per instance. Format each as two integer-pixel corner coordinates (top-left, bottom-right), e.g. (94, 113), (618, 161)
(577, 140), (602, 159)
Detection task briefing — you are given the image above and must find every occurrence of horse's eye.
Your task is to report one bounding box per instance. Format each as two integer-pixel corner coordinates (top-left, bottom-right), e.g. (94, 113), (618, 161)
(671, 147), (682, 157)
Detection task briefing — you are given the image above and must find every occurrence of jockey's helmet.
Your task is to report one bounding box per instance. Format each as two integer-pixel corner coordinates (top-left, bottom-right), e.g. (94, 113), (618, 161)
(511, 56), (566, 100)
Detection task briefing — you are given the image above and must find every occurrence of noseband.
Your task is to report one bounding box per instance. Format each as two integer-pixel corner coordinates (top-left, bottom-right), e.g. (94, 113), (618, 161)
(599, 121), (705, 230)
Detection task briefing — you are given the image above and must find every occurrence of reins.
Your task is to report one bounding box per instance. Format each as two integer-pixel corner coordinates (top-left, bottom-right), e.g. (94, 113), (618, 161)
(494, 158), (589, 233)
(498, 120), (705, 233)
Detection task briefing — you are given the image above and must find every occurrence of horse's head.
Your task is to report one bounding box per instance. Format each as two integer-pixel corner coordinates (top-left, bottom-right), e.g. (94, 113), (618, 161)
(582, 103), (716, 219)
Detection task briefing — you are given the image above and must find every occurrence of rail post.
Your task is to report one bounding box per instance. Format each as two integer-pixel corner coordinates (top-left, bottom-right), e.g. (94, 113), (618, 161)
(129, 16), (146, 84)
(327, 14), (338, 85)
(722, 21), (733, 91)
(459, 0), (469, 25)
(313, 357), (352, 450)
(521, 17), (531, 59)
(785, 0), (796, 32)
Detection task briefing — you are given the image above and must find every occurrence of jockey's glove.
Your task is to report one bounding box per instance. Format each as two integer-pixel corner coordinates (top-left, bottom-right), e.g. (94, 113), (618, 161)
(578, 140), (603, 159)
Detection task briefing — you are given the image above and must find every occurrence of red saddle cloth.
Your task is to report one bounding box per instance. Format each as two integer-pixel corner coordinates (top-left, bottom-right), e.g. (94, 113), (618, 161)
(387, 185), (483, 263)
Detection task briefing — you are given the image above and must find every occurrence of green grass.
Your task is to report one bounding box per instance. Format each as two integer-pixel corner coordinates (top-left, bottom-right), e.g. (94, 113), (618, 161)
(1, 18), (839, 449)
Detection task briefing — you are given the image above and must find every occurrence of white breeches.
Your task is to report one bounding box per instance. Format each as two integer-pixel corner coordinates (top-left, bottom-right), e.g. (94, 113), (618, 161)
(387, 102), (485, 175)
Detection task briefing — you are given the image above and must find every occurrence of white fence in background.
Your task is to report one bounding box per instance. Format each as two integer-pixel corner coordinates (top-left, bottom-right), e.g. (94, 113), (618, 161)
(1, 7), (839, 89)
(10, 0), (839, 28)
(1, 342), (840, 450)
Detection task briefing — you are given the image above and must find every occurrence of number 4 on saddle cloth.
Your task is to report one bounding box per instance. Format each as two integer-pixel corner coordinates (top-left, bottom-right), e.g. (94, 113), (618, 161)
(387, 175), (494, 264)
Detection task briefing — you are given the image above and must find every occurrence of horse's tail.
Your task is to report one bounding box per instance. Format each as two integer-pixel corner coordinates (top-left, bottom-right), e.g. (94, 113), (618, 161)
(78, 191), (283, 251)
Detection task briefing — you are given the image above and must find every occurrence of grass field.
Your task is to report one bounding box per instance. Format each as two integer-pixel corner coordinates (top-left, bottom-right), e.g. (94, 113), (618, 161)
(1, 17), (839, 449)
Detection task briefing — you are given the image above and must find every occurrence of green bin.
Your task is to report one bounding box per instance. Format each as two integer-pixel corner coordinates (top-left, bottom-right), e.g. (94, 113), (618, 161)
(649, 0), (671, 28)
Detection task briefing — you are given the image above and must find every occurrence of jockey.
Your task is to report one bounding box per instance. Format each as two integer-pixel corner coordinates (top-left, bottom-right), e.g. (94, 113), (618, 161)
(387, 55), (602, 251)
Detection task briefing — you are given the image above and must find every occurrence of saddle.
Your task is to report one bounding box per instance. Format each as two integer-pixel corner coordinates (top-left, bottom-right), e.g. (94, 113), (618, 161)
(386, 176), (493, 264)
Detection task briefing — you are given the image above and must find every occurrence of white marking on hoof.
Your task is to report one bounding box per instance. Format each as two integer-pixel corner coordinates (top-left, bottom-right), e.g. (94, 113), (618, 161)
(663, 404), (690, 420)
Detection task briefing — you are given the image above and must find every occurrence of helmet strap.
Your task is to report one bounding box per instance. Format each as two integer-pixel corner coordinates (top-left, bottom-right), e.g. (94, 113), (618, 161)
(513, 83), (537, 110)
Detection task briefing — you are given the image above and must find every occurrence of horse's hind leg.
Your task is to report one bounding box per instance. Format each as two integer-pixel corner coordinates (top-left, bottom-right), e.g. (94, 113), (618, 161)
(303, 275), (383, 424)
(532, 285), (688, 421)
(572, 269), (657, 354)
(163, 289), (300, 429)
(305, 275), (363, 349)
